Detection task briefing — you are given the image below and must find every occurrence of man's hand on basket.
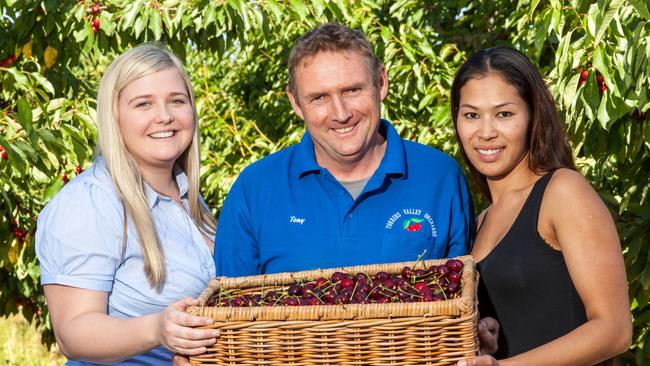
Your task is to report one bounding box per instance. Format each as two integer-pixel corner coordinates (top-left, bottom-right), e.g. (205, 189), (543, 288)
(457, 355), (499, 366)
(155, 297), (220, 355)
(477, 317), (499, 355)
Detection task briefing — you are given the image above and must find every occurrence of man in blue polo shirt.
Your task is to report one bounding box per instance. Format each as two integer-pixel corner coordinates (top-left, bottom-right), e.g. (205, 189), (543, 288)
(214, 23), (473, 277)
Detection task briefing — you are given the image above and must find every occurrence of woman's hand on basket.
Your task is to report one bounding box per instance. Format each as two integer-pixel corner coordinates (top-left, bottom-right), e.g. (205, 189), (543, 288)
(457, 355), (499, 366)
(156, 297), (220, 355)
(172, 354), (192, 365)
(477, 317), (499, 355)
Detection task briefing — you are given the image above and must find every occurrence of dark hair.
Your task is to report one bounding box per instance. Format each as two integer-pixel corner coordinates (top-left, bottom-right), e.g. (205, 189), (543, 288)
(287, 23), (382, 97)
(450, 46), (575, 202)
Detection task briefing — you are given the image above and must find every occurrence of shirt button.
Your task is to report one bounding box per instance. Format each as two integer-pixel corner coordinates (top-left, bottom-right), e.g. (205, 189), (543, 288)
(346, 213), (353, 219)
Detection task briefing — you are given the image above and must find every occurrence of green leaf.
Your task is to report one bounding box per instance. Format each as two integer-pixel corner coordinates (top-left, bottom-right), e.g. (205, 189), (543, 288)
(37, 129), (66, 151)
(6, 142), (27, 173)
(628, 0), (650, 19)
(43, 175), (64, 202)
(563, 73), (581, 108)
(14, 140), (37, 161)
(100, 11), (116, 36)
(312, 0), (325, 18)
(596, 93), (611, 129)
(402, 219), (411, 229)
(594, 0), (624, 44)
(46, 98), (66, 112)
(6, 68), (29, 88)
(290, 0), (308, 21)
(641, 255), (650, 289)
(121, 0), (144, 31)
(418, 93), (434, 111)
(585, 2), (599, 39)
(16, 99), (33, 135)
(265, 0), (283, 22)
(150, 10), (162, 40)
(134, 10), (150, 39)
(31, 73), (55, 95)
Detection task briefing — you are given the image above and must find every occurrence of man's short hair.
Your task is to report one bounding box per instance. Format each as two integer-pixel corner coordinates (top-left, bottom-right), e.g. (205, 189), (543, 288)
(287, 23), (382, 97)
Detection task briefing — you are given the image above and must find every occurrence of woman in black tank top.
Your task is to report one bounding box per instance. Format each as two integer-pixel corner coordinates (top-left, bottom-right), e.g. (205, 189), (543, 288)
(450, 47), (631, 366)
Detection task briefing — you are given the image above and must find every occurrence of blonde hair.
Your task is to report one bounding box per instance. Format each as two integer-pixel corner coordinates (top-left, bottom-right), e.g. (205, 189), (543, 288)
(96, 43), (216, 291)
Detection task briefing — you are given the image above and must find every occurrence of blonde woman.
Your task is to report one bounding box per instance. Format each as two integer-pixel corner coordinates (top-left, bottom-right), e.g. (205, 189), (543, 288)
(36, 43), (219, 365)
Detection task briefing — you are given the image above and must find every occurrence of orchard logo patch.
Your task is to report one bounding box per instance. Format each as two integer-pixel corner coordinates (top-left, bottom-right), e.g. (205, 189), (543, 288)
(385, 208), (438, 238)
(403, 217), (424, 232)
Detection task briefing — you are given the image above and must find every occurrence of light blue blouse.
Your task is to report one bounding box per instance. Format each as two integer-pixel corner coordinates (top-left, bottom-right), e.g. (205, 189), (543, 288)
(36, 157), (215, 365)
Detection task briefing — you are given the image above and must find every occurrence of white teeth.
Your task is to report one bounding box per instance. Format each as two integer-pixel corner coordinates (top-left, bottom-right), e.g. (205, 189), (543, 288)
(333, 125), (355, 134)
(478, 148), (500, 155)
(149, 131), (174, 139)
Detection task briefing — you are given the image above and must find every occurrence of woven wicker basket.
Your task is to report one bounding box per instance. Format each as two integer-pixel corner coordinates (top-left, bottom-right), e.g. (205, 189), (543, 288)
(187, 255), (478, 365)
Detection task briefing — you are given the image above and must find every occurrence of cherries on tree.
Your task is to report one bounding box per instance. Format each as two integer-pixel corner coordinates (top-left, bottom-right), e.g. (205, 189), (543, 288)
(578, 67), (607, 95)
(87, 2), (102, 33)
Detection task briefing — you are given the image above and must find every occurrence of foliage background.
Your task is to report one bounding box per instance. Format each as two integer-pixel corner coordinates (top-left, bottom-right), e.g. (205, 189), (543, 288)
(0, 0), (648, 363)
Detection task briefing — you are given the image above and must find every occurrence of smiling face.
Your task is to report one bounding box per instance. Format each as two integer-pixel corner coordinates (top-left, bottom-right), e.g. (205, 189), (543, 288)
(117, 67), (195, 173)
(287, 50), (388, 171)
(456, 73), (530, 180)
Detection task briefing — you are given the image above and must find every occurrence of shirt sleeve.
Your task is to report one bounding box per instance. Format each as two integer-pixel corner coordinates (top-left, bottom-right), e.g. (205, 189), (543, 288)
(36, 179), (124, 292)
(446, 165), (475, 258)
(213, 173), (260, 277)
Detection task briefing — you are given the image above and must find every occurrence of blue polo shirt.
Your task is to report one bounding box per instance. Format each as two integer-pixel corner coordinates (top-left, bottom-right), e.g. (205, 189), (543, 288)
(214, 120), (473, 276)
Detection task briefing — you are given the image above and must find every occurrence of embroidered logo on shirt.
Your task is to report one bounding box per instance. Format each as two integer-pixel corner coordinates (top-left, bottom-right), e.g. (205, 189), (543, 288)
(289, 216), (305, 225)
(385, 208), (437, 237)
(403, 217), (424, 232)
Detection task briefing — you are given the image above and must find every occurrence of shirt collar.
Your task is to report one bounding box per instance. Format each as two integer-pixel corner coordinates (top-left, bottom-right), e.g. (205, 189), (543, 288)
(292, 131), (322, 178)
(291, 119), (406, 179)
(377, 119), (406, 177)
(143, 164), (190, 209)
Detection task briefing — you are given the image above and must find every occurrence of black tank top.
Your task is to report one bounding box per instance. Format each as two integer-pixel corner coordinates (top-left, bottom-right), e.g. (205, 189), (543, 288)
(476, 170), (591, 359)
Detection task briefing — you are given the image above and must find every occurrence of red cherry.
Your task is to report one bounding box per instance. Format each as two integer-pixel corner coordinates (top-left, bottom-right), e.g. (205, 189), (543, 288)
(447, 282), (461, 294)
(92, 18), (100, 28)
(1, 151), (7, 160)
(600, 84), (607, 92)
(314, 277), (328, 287)
(75, 165), (82, 174)
(448, 272), (462, 284)
(287, 284), (303, 296)
(340, 278), (354, 288)
(596, 74), (604, 84)
(580, 70), (588, 80)
(92, 26), (98, 34)
(401, 266), (413, 280)
(355, 272), (370, 284)
(331, 271), (348, 282)
(374, 271), (389, 281)
(446, 259), (464, 273)
(91, 4), (100, 14)
(62, 173), (69, 183)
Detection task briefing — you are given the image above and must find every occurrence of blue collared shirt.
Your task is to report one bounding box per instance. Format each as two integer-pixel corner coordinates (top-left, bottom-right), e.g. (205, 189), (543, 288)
(36, 157), (215, 365)
(214, 119), (473, 277)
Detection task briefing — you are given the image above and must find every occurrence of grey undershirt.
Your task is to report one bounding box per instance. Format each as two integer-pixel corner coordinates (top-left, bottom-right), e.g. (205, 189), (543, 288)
(339, 177), (370, 200)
